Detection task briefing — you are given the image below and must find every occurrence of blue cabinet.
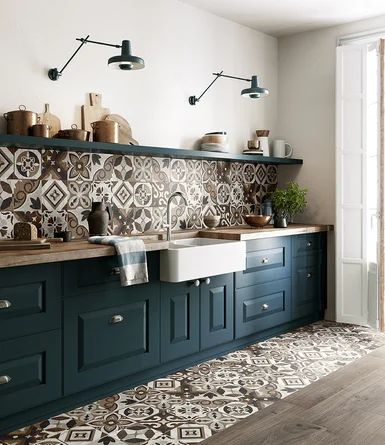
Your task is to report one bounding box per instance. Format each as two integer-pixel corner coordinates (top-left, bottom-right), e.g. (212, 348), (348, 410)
(235, 278), (291, 339)
(160, 281), (200, 362)
(64, 281), (160, 394)
(200, 274), (234, 350)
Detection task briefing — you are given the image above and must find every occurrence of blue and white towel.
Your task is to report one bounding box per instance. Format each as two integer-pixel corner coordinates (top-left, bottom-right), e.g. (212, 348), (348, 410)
(89, 236), (148, 286)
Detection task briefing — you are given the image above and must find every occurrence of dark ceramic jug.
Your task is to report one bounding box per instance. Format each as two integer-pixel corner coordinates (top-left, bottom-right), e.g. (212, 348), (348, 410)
(87, 201), (111, 236)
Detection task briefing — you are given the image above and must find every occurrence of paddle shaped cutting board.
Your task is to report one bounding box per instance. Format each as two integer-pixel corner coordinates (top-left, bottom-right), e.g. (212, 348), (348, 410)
(81, 93), (110, 134)
(38, 104), (61, 137)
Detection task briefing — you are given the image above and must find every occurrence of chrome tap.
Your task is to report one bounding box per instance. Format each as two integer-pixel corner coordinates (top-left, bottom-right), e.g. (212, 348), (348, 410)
(165, 191), (188, 241)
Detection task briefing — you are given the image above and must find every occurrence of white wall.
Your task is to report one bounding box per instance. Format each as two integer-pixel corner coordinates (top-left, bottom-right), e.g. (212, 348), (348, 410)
(0, 0), (277, 152)
(277, 14), (385, 320)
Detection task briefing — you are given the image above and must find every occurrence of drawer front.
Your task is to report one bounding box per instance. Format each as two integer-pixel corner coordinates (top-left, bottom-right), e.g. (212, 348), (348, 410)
(63, 251), (159, 296)
(200, 274), (234, 350)
(292, 233), (324, 257)
(292, 254), (325, 320)
(235, 237), (291, 288)
(64, 283), (160, 394)
(0, 264), (61, 341)
(0, 330), (61, 418)
(160, 281), (200, 363)
(235, 278), (291, 339)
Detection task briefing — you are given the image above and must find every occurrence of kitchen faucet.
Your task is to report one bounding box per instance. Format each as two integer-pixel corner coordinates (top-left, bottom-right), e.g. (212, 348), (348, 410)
(165, 191), (188, 241)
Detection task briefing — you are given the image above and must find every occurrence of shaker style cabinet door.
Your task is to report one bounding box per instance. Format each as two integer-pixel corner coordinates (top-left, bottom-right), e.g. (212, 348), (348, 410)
(200, 274), (234, 350)
(63, 282), (160, 395)
(160, 281), (200, 363)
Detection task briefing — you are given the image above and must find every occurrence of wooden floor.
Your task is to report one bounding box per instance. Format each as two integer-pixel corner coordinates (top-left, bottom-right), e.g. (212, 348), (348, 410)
(204, 345), (385, 445)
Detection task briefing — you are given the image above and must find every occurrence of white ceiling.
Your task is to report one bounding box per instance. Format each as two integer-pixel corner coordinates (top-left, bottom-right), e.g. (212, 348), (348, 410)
(179, 0), (385, 36)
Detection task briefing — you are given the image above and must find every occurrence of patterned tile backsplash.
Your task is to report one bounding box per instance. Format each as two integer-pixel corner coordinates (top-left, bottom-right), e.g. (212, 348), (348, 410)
(0, 146), (278, 239)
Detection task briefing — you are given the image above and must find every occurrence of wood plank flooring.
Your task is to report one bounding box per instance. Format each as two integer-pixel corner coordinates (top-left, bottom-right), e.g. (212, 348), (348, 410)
(203, 345), (385, 445)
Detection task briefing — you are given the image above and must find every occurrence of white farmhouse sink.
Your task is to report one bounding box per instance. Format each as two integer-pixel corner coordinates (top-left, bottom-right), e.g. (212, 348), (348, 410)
(160, 237), (246, 282)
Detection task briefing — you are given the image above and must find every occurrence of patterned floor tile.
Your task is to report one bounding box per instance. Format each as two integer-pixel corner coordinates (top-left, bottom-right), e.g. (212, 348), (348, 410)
(2, 322), (385, 445)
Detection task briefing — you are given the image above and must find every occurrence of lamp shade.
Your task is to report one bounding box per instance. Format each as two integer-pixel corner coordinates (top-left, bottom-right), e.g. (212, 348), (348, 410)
(108, 40), (144, 70)
(241, 75), (269, 99)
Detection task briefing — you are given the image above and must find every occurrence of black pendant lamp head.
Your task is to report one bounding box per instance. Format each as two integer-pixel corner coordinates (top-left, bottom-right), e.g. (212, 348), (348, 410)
(108, 40), (144, 71)
(48, 35), (145, 80)
(241, 75), (269, 99)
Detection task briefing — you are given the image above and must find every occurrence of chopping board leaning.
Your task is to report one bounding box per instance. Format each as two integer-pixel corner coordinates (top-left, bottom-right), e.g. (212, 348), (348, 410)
(38, 104), (61, 137)
(81, 93), (110, 134)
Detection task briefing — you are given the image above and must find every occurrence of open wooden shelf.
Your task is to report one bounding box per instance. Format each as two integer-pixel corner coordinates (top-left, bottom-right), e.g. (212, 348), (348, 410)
(0, 135), (303, 165)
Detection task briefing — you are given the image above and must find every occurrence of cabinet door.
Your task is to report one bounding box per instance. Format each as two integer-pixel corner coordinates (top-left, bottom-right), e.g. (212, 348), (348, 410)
(200, 274), (234, 350)
(0, 330), (61, 418)
(292, 253), (325, 320)
(0, 264), (61, 341)
(64, 282), (160, 394)
(160, 282), (199, 363)
(235, 278), (291, 339)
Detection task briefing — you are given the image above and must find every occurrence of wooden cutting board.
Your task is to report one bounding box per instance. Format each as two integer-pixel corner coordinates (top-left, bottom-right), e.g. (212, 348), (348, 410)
(38, 104), (61, 137)
(105, 114), (138, 144)
(0, 241), (51, 251)
(81, 93), (110, 134)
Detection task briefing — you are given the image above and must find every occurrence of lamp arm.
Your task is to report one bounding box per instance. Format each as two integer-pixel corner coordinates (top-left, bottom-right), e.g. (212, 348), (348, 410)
(212, 72), (251, 82)
(58, 35), (90, 75)
(75, 38), (121, 49)
(194, 70), (223, 103)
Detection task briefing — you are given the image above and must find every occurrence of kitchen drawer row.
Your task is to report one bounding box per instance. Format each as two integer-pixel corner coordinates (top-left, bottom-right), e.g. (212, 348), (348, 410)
(0, 233), (326, 434)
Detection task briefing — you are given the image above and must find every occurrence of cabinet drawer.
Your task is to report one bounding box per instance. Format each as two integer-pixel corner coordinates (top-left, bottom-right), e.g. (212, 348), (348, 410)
(292, 254), (325, 320)
(235, 278), (291, 339)
(63, 251), (159, 296)
(64, 283), (160, 394)
(292, 233), (324, 257)
(0, 330), (61, 418)
(235, 237), (291, 288)
(0, 264), (61, 341)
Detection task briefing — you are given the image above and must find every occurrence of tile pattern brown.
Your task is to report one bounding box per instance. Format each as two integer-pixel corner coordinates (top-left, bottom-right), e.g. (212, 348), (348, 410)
(0, 147), (278, 239)
(1, 322), (384, 445)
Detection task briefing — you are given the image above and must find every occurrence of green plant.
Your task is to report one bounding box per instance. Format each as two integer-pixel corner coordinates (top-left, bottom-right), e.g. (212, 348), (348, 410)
(271, 181), (307, 222)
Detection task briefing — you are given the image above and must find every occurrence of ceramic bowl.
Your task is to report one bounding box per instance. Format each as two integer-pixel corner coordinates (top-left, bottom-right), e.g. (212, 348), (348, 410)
(243, 214), (272, 228)
(203, 215), (221, 230)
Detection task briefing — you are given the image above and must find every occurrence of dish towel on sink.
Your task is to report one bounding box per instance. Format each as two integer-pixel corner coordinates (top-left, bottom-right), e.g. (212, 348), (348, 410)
(88, 236), (148, 286)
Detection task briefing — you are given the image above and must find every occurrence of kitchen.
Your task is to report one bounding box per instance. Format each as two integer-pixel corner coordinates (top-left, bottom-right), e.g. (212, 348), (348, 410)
(1, 1), (385, 444)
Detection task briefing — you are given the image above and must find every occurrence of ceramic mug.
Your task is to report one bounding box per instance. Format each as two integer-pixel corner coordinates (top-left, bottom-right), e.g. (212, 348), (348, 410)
(258, 136), (270, 156)
(273, 139), (293, 158)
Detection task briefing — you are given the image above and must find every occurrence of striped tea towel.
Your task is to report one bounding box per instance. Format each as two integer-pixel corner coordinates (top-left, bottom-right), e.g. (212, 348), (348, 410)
(88, 236), (148, 286)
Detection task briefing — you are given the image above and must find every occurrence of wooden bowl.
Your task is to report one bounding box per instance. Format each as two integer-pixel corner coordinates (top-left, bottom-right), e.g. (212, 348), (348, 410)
(243, 214), (272, 227)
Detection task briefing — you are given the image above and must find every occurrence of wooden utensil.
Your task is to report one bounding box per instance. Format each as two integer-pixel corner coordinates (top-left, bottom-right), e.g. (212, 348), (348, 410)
(38, 104), (61, 137)
(105, 114), (138, 144)
(81, 93), (110, 134)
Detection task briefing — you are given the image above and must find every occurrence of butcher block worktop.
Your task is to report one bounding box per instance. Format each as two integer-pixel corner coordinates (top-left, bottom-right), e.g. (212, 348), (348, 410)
(0, 224), (331, 269)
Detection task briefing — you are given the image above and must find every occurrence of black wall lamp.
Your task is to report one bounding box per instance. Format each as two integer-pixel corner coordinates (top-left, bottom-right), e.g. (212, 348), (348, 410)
(189, 71), (269, 105)
(48, 35), (145, 81)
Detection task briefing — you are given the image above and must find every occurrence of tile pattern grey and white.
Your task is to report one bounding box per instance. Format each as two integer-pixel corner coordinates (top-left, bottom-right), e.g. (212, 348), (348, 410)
(0, 147), (278, 239)
(1, 322), (385, 445)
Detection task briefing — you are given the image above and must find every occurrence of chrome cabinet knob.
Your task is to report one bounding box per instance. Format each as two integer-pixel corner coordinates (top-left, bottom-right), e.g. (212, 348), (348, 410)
(0, 375), (11, 385)
(307, 241), (312, 247)
(110, 267), (120, 276)
(261, 257), (269, 264)
(110, 315), (124, 324)
(0, 300), (11, 309)
(261, 303), (269, 311)
(204, 277), (211, 285)
(194, 280), (200, 287)
(306, 272), (312, 278)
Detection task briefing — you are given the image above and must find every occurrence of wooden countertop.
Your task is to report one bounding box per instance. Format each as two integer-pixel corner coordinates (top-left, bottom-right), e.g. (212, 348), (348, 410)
(0, 224), (332, 269)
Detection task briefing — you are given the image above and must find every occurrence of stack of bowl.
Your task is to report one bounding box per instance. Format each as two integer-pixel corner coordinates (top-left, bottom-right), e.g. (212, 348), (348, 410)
(200, 132), (228, 152)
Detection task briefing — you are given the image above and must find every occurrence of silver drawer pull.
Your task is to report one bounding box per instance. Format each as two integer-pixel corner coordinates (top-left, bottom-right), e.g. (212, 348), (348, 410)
(110, 267), (121, 276)
(0, 375), (11, 385)
(0, 300), (11, 309)
(306, 273), (312, 279)
(110, 315), (124, 324)
(261, 257), (269, 264)
(261, 303), (270, 311)
(307, 241), (312, 247)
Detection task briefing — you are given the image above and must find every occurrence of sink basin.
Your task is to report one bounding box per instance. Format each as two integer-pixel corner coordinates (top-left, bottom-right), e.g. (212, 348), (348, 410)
(160, 237), (246, 282)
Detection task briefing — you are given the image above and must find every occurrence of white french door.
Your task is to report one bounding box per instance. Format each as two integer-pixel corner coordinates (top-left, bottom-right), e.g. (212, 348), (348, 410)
(336, 42), (379, 326)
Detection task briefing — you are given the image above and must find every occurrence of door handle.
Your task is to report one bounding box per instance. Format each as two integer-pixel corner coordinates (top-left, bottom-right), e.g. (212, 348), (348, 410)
(0, 300), (11, 309)
(110, 315), (124, 324)
(0, 375), (11, 385)
(306, 272), (312, 279)
(261, 303), (269, 311)
(110, 267), (120, 276)
(261, 257), (269, 264)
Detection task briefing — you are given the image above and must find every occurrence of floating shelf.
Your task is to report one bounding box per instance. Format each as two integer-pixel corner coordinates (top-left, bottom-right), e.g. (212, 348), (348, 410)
(0, 135), (303, 165)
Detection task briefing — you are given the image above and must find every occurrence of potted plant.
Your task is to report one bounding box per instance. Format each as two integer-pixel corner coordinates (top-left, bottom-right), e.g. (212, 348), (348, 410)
(271, 182), (307, 228)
